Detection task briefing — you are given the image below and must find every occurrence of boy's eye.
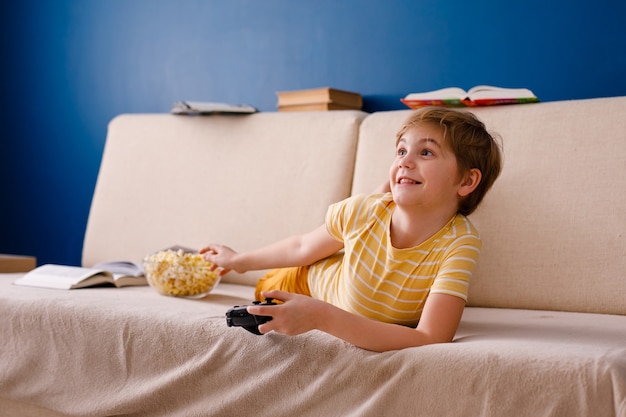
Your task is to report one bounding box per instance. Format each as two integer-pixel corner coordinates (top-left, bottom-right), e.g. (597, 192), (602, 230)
(397, 148), (407, 156)
(421, 149), (434, 156)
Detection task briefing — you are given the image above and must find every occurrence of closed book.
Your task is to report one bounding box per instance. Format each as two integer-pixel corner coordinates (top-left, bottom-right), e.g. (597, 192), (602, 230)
(278, 102), (361, 112)
(276, 87), (362, 109)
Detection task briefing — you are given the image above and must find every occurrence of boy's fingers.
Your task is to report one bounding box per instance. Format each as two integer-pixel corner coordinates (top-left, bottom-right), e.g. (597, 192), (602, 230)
(261, 289), (292, 302)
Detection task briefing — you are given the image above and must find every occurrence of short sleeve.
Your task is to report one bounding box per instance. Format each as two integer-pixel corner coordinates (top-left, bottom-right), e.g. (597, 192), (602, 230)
(429, 233), (482, 302)
(325, 194), (383, 243)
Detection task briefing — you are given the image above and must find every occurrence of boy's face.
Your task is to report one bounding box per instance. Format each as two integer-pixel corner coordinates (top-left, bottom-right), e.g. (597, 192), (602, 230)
(389, 122), (464, 212)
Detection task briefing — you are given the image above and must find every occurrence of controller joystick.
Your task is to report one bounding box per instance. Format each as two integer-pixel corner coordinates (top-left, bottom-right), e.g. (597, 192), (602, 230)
(225, 298), (277, 335)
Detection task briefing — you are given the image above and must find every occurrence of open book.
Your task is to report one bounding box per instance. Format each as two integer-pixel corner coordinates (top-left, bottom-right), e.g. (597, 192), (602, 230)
(401, 85), (539, 108)
(13, 263), (146, 290)
(171, 101), (257, 115)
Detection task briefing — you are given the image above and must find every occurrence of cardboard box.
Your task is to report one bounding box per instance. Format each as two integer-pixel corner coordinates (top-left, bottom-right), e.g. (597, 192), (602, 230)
(0, 254), (37, 273)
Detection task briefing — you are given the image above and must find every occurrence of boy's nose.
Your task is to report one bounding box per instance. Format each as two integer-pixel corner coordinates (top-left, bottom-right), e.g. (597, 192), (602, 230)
(398, 157), (415, 169)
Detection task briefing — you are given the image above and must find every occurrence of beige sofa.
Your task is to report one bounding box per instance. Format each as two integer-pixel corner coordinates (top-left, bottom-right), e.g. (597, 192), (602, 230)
(1, 97), (625, 417)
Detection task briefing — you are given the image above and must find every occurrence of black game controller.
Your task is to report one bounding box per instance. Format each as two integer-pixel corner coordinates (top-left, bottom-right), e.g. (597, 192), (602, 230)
(225, 298), (277, 335)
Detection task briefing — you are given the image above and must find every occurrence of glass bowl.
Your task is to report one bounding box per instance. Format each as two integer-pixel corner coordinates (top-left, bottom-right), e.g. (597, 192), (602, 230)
(143, 249), (221, 298)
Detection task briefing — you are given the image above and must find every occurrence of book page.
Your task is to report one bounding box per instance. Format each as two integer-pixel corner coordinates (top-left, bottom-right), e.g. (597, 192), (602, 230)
(112, 273), (148, 287)
(13, 264), (112, 290)
(92, 261), (144, 277)
(467, 85), (536, 100)
(403, 87), (468, 101)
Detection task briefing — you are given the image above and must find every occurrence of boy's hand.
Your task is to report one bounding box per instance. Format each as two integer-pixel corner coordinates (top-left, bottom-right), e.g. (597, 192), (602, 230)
(249, 290), (325, 336)
(199, 244), (240, 275)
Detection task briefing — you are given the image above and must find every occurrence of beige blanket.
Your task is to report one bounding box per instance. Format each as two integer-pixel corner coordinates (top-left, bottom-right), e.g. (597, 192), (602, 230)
(1, 274), (625, 417)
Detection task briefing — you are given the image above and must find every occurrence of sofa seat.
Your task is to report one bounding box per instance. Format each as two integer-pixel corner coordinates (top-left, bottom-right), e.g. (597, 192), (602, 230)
(1, 274), (624, 417)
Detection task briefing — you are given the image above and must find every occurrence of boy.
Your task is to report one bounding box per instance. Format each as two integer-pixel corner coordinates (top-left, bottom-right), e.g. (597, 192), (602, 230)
(201, 107), (502, 352)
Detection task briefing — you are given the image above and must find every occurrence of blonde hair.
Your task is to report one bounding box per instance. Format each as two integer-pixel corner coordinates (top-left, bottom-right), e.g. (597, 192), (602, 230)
(396, 107), (503, 216)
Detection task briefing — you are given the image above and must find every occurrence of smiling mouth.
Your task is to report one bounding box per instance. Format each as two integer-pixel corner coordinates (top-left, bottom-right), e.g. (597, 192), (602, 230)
(397, 177), (421, 185)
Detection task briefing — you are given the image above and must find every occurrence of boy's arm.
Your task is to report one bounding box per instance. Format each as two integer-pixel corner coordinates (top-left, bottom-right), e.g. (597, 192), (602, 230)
(251, 291), (465, 352)
(200, 224), (343, 273)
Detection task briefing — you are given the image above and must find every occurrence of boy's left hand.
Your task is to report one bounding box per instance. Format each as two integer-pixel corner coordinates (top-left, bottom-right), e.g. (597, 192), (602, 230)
(248, 290), (324, 336)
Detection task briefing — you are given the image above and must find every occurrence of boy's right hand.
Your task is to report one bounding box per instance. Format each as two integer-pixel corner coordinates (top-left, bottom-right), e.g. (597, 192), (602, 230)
(199, 244), (242, 275)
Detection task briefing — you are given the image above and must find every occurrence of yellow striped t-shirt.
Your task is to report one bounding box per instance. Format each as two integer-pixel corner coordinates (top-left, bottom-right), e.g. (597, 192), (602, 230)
(307, 193), (481, 327)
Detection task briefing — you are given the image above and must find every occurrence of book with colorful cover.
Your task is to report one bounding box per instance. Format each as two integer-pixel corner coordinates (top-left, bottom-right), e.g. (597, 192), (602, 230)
(401, 85), (539, 109)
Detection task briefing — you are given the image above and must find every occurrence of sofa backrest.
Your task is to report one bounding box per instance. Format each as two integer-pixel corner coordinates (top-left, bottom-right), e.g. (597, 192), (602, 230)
(352, 97), (626, 315)
(83, 111), (366, 286)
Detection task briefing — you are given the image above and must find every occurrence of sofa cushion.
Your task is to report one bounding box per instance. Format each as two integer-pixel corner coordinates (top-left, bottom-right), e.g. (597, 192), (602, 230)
(352, 97), (626, 315)
(83, 111), (366, 286)
(1, 275), (624, 417)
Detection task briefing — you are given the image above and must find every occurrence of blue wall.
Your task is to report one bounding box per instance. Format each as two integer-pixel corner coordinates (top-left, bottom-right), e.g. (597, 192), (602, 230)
(2, 0), (625, 266)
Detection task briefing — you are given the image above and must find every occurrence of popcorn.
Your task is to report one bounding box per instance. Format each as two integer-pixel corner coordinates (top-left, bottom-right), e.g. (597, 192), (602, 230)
(143, 249), (220, 297)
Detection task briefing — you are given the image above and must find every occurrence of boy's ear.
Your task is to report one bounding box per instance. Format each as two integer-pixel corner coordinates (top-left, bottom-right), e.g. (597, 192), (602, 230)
(458, 168), (482, 197)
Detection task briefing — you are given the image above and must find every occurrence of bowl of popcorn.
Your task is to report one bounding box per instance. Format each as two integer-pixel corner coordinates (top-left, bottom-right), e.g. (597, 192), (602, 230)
(143, 249), (221, 298)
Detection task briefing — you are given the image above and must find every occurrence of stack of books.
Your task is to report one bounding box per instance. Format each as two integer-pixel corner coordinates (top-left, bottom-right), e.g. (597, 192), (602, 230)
(276, 87), (362, 112)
